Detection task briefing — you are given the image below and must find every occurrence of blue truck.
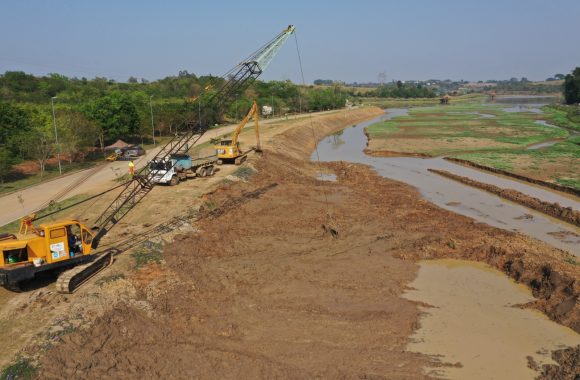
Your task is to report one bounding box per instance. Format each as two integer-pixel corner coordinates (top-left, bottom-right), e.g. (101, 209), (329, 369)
(149, 154), (217, 186)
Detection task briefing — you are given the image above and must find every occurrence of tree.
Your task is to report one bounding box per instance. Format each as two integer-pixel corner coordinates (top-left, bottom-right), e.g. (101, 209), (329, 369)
(0, 101), (33, 159)
(23, 108), (54, 177)
(555, 74), (565, 80)
(563, 67), (580, 105)
(82, 92), (141, 142)
(0, 146), (12, 183)
(58, 111), (99, 162)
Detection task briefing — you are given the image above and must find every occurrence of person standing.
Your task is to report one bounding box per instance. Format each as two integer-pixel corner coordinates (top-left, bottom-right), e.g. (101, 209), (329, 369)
(128, 160), (135, 176)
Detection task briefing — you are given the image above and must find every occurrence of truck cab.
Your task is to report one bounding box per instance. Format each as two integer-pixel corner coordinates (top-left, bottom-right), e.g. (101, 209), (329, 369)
(149, 158), (175, 185)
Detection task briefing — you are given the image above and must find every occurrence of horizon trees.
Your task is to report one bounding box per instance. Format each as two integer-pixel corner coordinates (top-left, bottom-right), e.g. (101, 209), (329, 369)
(564, 67), (580, 105)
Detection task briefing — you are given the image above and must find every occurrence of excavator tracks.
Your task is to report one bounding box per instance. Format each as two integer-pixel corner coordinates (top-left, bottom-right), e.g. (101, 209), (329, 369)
(55, 251), (113, 294)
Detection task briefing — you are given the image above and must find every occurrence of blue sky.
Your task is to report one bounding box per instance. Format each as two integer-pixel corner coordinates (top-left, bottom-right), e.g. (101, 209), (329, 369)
(1, 0), (579, 83)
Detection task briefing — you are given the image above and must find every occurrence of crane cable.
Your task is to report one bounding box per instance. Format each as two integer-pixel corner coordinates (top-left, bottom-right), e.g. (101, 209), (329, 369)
(293, 32), (338, 238)
(33, 180), (130, 222)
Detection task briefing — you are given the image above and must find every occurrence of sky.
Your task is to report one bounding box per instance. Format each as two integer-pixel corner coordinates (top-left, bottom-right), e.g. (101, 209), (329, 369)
(1, 0), (579, 84)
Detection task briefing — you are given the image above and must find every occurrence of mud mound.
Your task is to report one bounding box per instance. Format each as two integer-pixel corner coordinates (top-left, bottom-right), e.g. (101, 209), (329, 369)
(429, 169), (580, 226)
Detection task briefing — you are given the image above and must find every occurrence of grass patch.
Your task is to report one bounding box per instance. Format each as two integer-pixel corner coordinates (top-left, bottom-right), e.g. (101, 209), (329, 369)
(542, 105), (580, 132)
(0, 162), (95, 195)
(0, 194), (91, 232)
(131, 241), (164, 268)
(232, 166), (255, 180)
(1, 358), (37, 380)
(366, 103), (570, 155)
(95, 273), (126, 286)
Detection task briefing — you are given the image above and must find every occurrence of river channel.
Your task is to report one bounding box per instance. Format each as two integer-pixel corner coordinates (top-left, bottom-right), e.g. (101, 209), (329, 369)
(314, 107), (580, 255)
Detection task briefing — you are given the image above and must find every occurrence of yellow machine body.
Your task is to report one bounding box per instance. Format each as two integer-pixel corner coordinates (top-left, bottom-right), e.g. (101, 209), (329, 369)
(215, 100), (261, 163)
(0, 219), (95, 270)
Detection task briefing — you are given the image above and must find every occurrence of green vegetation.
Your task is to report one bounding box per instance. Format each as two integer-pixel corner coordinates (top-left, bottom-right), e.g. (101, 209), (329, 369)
(232, 166), (256, 180)
(95, 273), (126, 286)
(365, 103), (579, 189)
(0, 161), (94, 195)
(1, 358), (37, 380)
(0, 193), (90, 230)
(542, 103), (580, 132)
(564, 67), (580, 105)
(366, 103), (567, 155)
(372, 81), (437, 98)
(131, 241), (164, 268)
(0, 71), (349, 188)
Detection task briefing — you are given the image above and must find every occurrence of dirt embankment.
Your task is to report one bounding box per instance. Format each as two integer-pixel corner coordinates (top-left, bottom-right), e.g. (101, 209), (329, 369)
(429, 169), (580, 227)
(445, 157), (580, 197)
(37, 107), (579, 378)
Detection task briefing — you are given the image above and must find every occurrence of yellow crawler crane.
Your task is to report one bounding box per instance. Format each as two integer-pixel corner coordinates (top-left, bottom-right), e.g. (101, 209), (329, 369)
(215, 100), (261, 165)
(0, 216), (112, 293)
(0, 25), (295, 293)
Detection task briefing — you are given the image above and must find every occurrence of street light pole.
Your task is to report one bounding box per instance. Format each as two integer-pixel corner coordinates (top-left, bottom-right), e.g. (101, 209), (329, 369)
(149, 95), (156, 146)
(198, 99), (201, 126)
(51, 96), (62, 175)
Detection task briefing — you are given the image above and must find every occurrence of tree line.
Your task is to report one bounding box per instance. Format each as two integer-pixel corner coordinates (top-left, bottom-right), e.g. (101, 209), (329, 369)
(0, 71), (348, 181)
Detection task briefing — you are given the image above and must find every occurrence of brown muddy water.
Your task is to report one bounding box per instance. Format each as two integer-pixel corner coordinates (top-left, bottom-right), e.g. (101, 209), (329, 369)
(314, 108), (580, 255)
(403, 260), (579, 379)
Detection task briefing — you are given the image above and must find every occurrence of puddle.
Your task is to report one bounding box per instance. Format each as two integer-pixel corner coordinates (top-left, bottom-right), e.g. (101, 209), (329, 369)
(315, 173), (337, 182)
(403, 259), (580, 380)
(527, 140), (560, 150)
(315, 109), (580, 255)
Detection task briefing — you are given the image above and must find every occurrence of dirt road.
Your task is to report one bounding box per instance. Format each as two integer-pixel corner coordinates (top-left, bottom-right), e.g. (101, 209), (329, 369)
(0, 109), (341, 227)
(31, 108), (578, 379)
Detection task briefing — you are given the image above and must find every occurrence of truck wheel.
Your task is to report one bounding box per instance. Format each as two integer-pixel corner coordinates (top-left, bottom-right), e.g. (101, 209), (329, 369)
(170, 176), (179, 186)
(207, 166), (215, 176)
(198, 168), (207, 177)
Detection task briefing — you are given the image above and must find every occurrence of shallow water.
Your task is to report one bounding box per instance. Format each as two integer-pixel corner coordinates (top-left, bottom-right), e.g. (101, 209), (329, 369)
(314, 108), (580, 255)
(527, 140), (560, 150)
(403, 259), (580, 379)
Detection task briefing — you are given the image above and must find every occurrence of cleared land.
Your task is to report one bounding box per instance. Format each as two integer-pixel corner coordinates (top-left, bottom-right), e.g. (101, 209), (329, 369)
(365, 103), (580, 189)
(0, 107), (576, 379)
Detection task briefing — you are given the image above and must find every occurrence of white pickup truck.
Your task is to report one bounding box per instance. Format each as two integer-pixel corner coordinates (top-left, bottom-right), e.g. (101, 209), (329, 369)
(149, 154), (217, 186)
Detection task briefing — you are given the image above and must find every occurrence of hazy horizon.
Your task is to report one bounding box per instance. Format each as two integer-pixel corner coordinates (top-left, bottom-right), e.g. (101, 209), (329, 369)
(2, 0), (579, 84)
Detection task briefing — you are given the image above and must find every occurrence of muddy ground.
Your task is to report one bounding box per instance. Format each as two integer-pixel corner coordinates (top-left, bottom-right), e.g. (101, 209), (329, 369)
(16, 107), (579, 378)
(429, 169), (580, 227)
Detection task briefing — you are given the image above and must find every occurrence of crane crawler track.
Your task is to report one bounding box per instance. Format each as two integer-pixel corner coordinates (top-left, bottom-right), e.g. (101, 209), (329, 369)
(55, 251), (113, 293)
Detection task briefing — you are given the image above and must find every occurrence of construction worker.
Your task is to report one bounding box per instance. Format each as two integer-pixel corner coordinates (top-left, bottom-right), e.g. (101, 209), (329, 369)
(128, 160), (135, 176)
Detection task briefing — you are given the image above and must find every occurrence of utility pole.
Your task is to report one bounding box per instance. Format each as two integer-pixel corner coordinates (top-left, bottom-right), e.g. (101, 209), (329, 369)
(51, 96), (62, 175)
(149, 95), (156, 146)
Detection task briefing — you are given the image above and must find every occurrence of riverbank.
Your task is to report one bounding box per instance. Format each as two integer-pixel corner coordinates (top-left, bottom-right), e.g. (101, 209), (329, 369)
(31, 106), (579, 379)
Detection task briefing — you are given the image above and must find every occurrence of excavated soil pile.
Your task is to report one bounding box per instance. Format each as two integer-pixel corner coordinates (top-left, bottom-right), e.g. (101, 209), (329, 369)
(429, 169), (580, 227)
(39, 109), (578, 379)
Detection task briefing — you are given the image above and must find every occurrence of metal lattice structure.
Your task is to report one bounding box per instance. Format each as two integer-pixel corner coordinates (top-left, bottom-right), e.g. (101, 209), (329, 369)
(91, 25), (295, 248)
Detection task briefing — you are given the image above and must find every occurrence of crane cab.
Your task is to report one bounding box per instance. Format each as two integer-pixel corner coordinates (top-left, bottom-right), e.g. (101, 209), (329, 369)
(0, 220), (96, 287)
